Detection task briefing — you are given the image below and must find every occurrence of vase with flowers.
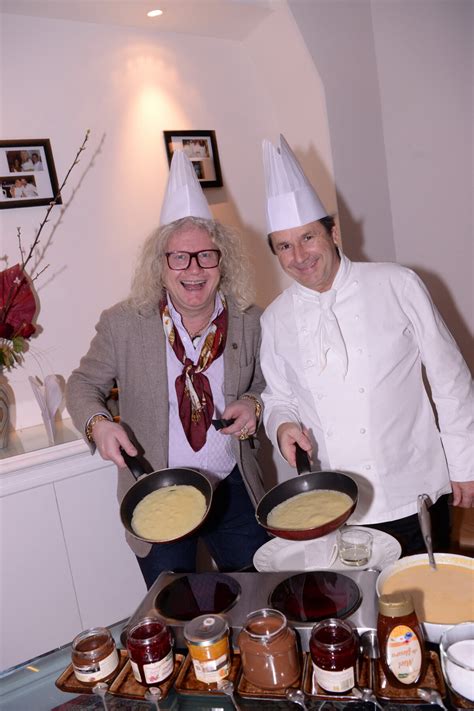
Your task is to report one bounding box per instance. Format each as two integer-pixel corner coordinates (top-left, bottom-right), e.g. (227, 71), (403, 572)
(0, 131), (91, 449)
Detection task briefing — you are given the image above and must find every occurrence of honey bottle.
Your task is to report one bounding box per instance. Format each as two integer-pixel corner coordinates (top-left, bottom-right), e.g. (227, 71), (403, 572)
(377, 592), (426, 688)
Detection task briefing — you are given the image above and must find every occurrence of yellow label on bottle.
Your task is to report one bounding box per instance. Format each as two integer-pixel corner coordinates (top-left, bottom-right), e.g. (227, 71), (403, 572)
(386, 624), (422, 685)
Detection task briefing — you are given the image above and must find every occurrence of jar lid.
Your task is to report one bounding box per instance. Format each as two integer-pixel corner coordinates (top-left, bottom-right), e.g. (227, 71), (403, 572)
(184, 614), (228, 646)
(378, 592), (415, 617)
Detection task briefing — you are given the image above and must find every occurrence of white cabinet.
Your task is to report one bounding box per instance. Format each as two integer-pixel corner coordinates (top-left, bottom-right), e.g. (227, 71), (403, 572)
(0, 486), (82, 670)
(0, 424), (146, 671)
(55, 464), (145, 629)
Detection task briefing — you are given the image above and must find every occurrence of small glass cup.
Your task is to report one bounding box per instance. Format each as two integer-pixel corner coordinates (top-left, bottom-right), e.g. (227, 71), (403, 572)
(439, 622), (474, 702)
(337, 527), (373, 567)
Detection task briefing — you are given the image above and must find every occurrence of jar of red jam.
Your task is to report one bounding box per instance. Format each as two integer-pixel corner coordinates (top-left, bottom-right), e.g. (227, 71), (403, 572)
(310, 618), (357, 694)
(126, 617), (174, 686)
(71, 627), (119, 685)
(237, 608), (300, 690)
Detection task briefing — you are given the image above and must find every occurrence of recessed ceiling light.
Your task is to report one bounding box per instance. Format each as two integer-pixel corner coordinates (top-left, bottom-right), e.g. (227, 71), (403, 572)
(147, 9), (163, 17)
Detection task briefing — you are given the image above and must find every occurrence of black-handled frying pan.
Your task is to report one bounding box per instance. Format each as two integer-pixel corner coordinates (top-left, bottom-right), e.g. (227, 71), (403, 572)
(120, 451), (213, 544)
(255, 444), (358, 540)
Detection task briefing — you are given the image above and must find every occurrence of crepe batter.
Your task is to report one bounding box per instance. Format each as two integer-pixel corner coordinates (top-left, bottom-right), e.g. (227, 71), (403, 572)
(380, 563), (474, 624)
(132, 485), (207, 541)
(267, 489), (352, 530)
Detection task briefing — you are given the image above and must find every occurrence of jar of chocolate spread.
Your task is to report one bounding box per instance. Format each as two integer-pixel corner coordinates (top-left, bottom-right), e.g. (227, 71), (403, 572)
(237, 608), (300, 690)
(71, 627), (119, 684)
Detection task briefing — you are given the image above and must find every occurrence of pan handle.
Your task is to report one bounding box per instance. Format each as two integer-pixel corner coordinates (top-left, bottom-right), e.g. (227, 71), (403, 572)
(295, 443), (312, 476)
(120, 449), (146, 481)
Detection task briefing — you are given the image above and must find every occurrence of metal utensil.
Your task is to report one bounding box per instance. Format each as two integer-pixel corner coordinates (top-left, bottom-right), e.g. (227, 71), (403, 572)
(417, 686), (449, 710)
(417, 493), (437, 570)
(92, 682), (109, 711)
(285, 688), (309, 710)
(219, 680), (241, 711)
(352, 686), (384, 711)
(144, 686), (162, 710)
(360, 629), (380, 691)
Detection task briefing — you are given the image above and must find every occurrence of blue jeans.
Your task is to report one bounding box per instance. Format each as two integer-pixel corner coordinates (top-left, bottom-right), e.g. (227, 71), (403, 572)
(137, 466), (270, 589)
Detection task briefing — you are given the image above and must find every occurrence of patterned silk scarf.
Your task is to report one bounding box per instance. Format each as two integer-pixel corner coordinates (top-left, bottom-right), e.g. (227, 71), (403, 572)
(160, 297), (228, 452)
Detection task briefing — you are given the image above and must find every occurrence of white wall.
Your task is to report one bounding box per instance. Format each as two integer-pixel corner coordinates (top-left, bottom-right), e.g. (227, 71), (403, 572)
(372, 0), (473, 369)
(0, 14), (278, 430)
(0, 8), (335, 487)
(288, 0), (473, 370)
(3, 1), (470, 444)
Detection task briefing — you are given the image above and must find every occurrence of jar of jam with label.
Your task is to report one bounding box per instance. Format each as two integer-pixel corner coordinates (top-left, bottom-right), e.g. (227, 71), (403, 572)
(126, 617), (174, 686)
(184, 614), (231, 685)
(377, 592), (426, 687)
(71, 627), (119, 685)
(237, 608), (300, 690)
(310, 618), (357, 694)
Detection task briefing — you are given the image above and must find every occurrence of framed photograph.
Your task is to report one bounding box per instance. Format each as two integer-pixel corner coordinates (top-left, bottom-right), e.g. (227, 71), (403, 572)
(0, 138), (62, 209)
(164, 130), (223, 188)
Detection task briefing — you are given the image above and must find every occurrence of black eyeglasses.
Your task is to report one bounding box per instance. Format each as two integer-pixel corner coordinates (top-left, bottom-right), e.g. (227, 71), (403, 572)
(165, 249), (221, 270)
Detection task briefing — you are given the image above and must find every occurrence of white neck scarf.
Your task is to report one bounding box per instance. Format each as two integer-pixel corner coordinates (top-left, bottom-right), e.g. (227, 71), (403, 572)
(295, 254), (349, 377)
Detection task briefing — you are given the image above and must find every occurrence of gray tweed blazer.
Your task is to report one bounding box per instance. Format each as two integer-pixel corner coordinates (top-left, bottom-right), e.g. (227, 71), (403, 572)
(66, 296), (266, 556)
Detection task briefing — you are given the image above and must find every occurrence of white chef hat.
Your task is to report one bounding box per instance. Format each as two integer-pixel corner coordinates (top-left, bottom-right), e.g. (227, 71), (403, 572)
(262, 134), (328, 234)
(159, 149), (212, 226)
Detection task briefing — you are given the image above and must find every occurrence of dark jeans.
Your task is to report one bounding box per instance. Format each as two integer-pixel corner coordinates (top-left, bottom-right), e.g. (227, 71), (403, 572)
(137, 465), (270, 589)
(366, 494), (451, 557)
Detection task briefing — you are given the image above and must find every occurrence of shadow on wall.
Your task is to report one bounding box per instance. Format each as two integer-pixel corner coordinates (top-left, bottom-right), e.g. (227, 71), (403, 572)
(409, 266), (473, 374)
(335, 189), (370, 263)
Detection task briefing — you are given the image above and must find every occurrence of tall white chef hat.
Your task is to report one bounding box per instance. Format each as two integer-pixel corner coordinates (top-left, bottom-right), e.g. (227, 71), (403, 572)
(262, 134), (328, 234)
(159, 149), (212, 226)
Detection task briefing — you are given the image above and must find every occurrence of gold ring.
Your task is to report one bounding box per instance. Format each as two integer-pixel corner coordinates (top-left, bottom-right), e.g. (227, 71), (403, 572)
(239, 426), (249, 441)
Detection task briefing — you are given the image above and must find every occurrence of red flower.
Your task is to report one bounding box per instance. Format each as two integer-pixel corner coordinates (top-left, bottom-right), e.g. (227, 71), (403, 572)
(0, 323), (14, 339)
(0, 264), (37, 339)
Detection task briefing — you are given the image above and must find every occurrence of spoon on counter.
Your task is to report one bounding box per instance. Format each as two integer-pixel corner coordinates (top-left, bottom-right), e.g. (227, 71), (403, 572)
(417, 687), (449, 710)
(360, 629), (380, 692)
(285, 688), (309, 710)
(219, 680), (242, 711)
(144, 686), (162, 710)
(92, 682), (109, 711)
(352, 685), (384, 711)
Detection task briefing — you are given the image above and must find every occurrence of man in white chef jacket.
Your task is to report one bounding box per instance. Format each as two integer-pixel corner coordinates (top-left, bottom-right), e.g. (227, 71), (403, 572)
(259, 135), (474, 555)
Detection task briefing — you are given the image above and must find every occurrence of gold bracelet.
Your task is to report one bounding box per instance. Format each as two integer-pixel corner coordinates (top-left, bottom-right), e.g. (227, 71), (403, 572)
(240, 394), (262, 423)
(85, 414), (111, 443)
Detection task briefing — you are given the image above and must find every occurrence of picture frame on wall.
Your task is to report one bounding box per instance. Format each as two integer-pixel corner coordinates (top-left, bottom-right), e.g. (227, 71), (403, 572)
(164, 130), (223, 188)
(0, 138), (62, 209)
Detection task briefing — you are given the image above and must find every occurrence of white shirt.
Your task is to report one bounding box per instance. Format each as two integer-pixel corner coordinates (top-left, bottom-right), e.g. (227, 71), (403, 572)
(261, 255), (474, 524)
(166, 294), (236, 486)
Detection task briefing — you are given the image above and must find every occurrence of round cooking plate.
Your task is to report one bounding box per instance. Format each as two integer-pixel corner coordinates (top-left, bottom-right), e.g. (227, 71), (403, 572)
(155, 573), (241, 621)
(269, 571), (361, 623)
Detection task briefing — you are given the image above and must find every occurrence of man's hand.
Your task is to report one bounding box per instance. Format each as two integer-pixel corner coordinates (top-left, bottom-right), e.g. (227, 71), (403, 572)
(92, 420), (137, 468)
(220, 399), (257, 439)
(277, 422), (312, 467)
(451, 480), (474, 508)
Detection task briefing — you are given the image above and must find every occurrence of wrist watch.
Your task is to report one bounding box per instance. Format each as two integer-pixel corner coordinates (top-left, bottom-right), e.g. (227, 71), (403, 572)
(240, 394), (262, 423)
(85, 414), (111, 443)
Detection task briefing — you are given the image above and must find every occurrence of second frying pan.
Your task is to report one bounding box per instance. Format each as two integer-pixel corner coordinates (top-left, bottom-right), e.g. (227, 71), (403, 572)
(256, 445), (358, 540)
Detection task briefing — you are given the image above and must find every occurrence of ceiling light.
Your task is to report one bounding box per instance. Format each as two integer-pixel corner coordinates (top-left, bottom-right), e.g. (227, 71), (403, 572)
(147, 9), (163, 17)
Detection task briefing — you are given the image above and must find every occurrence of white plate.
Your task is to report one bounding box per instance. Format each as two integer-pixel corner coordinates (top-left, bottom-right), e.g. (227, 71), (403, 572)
(253, 526), (401, 573)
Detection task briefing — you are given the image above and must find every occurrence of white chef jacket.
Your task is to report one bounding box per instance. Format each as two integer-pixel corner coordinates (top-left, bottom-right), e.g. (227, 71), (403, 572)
(260, 254), (474, 524)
